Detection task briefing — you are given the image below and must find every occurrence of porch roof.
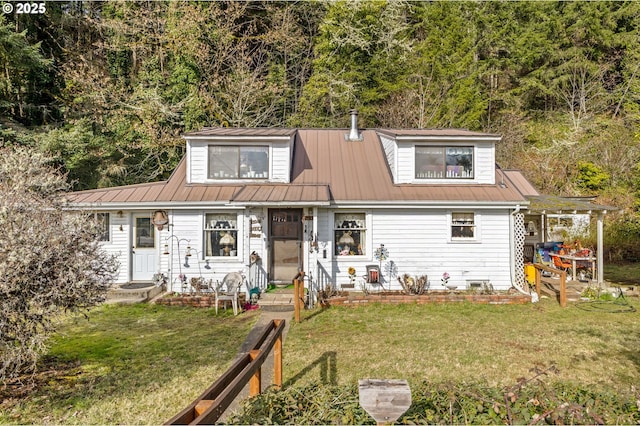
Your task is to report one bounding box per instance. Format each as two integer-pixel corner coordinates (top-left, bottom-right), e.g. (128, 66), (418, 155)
(525, 195), (617, 214)
(228, 184), (331, 205)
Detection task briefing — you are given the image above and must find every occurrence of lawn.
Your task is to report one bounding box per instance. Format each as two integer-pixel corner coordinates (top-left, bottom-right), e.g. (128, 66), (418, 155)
(282, 299), (639, 392)
(1, 294), (639, 424)
(0, 304), (260, 425)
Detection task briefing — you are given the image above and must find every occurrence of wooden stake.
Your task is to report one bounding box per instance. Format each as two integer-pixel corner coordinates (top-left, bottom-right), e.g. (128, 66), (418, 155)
(249, 350), (261, 397)
(274, 320), (283, 390)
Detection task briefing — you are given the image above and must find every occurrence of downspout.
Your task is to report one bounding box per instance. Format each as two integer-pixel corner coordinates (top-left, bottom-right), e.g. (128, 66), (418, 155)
(509, 205), (529, 295)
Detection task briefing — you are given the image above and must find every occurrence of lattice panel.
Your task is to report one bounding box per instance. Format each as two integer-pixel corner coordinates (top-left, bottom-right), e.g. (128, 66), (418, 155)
(513, 212), (527, 291)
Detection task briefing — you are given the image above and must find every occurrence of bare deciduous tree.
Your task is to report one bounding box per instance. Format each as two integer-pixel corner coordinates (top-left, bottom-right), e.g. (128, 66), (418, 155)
(0, 147), (117, 381)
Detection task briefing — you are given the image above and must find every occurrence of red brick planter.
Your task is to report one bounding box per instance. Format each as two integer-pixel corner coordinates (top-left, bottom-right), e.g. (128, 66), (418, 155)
(324, 291), (530, 307)
(156, 294), (246, 308)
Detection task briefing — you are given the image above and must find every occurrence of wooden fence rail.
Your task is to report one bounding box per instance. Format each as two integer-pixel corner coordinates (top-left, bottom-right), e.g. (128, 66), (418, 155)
(532, 263), (567, 308)
(165, 319), (286, 425)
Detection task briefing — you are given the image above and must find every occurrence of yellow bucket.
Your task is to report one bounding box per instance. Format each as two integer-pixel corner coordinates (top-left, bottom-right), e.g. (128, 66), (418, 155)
(524, 264), (536, 285)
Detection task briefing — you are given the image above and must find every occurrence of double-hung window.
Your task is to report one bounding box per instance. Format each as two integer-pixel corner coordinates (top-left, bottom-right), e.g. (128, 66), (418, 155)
(208, 145), (269, 179)
(451, 212), (475, 239)
(415, 146), (474, 179)
(334, 213), (366, 256)
(95, 213), (110, 242)
(205, 213), (238, 257)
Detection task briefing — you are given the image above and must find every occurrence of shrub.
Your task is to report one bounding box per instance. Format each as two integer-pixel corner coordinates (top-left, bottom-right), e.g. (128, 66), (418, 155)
(0, 147), (117, 381)
(228, 377), (639, 425)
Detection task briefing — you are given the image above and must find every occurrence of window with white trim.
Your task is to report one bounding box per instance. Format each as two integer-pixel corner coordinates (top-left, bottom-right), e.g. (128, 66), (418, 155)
(205, 213), (238, 257)
(415, 146), (474, 179)
(208, 145), (269, 179)
(96, 213), (110, 242)
(451, 212), (475, 239)
(334, 213), (366, 256)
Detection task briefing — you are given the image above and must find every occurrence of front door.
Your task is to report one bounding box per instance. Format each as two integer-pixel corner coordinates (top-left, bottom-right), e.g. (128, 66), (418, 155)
(269, 209), (302, 282)
(132, 214), (156, 281)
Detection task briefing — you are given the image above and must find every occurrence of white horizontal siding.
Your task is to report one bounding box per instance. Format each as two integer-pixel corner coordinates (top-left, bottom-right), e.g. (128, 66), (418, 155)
(379, 135), (397, 183)
(314, 208), (513, 290)
(165, 210), (249, 293)
(270, 143), (291, 182)
(100, 213), (130, 284)
(188, 142), (208, 184)
(474, 141), (495, 184)
(186, 140), (291, 184)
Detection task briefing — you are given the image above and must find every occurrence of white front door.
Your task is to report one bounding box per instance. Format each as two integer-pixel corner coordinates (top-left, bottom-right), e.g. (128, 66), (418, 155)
(132, 215), (156, 281)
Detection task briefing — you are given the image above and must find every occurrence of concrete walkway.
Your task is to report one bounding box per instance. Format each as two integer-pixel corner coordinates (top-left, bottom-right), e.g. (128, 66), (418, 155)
(219, 306), (294, 423)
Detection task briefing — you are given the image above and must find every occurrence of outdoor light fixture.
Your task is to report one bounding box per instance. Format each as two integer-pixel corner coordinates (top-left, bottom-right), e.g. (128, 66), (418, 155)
(163, 244), (169, 255)
(186, 246), (192, 257)
(152, 210), (169, 231)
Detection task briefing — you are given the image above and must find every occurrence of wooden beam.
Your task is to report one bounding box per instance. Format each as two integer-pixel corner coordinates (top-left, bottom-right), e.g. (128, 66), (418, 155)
(194, 400), (214, 417)
(249, 350), (262, 397)
(273, 320), (283, 390)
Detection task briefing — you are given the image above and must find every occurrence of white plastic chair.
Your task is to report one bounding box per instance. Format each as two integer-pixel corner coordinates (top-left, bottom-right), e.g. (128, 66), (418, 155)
(215, 272), (243, 315)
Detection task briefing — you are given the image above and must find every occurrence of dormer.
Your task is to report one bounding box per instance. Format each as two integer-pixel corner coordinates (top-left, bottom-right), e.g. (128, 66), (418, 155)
(376, 129), (500, 185)
(182, 128), (297, 184)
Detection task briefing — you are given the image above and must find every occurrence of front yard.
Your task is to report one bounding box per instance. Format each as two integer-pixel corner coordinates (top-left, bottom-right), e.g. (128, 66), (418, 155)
(1, 293), (639, 424)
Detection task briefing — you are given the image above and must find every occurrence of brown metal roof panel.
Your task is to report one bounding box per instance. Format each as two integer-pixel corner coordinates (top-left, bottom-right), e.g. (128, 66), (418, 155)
(503, 170), (540, 197)
(184, 128), (296, 137)
(142, 183), (165, 201)
(231, 186), (258, 202)
(266, 186), (287, 202)
(218, 186), (242, 201)
(285, 185), (303, 201)
(377, 128), (501, 138)
(129, 186), (154, 202)
(110, 187), (138, 202)
(185, 185), (208, 202)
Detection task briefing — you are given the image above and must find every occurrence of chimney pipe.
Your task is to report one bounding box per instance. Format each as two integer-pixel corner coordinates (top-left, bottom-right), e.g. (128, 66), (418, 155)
(346, 109), (362, 141)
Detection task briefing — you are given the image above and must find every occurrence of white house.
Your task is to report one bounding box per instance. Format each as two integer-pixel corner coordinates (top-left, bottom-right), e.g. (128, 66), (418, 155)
(67, 111), (611, 296)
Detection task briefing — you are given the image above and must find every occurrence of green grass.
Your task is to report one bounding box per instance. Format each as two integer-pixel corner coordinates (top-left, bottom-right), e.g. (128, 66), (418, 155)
(0, 304), (259, 425)
(283, 299), (640, 393)
(604, 262), (640, 286)
(2, 286), (639, 424)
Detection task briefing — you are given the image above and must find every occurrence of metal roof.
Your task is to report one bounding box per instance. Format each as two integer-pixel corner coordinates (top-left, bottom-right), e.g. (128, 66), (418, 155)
(183, 128), (297, 138)
(67, 128), (529, 207)
(503, 170), (540, 197)
(525, 195), (617, 213)
(376, 128), (501, 139)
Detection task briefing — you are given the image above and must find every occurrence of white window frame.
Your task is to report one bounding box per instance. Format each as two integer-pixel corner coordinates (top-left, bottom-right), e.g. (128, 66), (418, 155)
(414, 145), (475, 180)
(332, 211), (370, 259)
(95, 212), (110, 242)
(449, 211), (480, 242)
(204, 212), (241, 259)
(207, 145), (270, 180)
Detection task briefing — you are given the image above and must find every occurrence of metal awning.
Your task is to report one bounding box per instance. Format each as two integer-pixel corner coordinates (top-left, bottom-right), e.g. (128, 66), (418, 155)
(525, 195), (617, 214)
(525, 195), (616, 285)
(228, 184), (332, 206)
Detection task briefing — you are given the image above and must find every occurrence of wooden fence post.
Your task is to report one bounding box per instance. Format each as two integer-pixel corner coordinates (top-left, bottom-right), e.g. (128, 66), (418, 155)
(293, 278), (301, 323)
(559, 271), (567, 308)
(293, 271), (304, 323)
(249, 350), (261, 397)
(274, 320), (283, 390)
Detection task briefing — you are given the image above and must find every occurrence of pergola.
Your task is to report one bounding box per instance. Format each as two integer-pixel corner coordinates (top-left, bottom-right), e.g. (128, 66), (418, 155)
(525, 195), (617, 285)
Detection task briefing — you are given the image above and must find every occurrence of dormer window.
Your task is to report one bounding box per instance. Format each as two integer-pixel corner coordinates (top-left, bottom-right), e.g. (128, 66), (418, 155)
(415, 146), (474, 179)
(208, 145), (269, 179)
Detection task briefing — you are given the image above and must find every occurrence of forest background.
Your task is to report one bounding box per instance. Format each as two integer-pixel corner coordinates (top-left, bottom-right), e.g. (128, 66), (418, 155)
(2, 1), (640, 258)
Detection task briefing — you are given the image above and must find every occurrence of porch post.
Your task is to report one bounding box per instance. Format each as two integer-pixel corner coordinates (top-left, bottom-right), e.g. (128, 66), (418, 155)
(597, 212), (604, 285)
